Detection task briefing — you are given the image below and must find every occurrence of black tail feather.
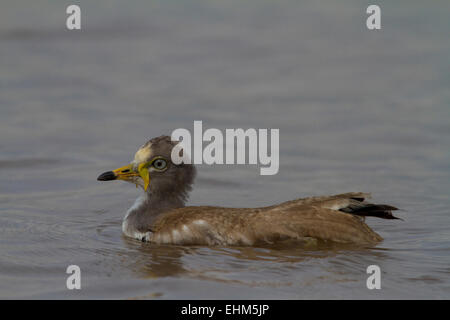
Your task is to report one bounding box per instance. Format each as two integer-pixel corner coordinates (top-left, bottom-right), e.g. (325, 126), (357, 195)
(340, 203), (401, 220)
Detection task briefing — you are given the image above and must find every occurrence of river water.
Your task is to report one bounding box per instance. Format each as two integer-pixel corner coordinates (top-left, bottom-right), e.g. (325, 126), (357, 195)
(0, 0), (449, 299)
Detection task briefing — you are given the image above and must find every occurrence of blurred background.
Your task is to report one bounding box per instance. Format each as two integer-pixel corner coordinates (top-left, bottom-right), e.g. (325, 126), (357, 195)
(0, 0), (449, 299)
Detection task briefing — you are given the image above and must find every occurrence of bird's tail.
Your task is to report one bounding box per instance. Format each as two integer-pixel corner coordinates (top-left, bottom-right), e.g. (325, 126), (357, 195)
(339, 198), (401, 220)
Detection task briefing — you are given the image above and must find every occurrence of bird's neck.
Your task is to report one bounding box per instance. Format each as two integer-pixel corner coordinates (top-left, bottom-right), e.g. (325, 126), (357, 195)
(146, 191), (186, 214)
(122, 192), (185, 236)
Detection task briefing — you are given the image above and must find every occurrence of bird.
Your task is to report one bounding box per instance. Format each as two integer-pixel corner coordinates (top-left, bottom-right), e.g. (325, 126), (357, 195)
(97, 135), (400, 246)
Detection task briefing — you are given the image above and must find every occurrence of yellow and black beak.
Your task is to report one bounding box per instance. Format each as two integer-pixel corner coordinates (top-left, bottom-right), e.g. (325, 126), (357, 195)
(97, 163), (150, 191)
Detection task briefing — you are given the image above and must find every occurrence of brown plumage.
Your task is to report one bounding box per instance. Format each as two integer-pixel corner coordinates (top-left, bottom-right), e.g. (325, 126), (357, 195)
(97, 136), (400, 246)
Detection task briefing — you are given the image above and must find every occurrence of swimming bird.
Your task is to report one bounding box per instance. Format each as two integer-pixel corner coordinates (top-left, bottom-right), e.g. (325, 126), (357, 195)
(97, 135), (399, 246)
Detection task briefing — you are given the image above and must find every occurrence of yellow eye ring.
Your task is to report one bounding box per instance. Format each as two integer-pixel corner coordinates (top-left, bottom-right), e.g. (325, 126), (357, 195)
(150, 156), (168, 171)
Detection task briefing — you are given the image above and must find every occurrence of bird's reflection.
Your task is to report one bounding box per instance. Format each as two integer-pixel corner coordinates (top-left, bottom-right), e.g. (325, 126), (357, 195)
(122, 236), (190, 278)
(122, 236), (389, 280)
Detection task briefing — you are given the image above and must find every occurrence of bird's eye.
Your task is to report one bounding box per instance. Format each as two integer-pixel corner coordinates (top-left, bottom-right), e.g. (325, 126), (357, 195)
(152, 158), (167, 170)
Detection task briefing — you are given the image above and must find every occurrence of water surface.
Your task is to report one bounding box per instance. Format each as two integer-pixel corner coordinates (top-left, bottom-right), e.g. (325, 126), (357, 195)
(0, 0), (449, 299)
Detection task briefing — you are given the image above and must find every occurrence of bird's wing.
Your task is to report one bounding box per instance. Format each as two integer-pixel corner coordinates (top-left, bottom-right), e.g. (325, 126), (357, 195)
(251, 204), (384, 244)
(268, 192), (399, 220)
(265, 192), (369, 210)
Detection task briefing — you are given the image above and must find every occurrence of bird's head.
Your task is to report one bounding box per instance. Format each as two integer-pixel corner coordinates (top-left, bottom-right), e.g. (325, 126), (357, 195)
(97, 136), (196, 197)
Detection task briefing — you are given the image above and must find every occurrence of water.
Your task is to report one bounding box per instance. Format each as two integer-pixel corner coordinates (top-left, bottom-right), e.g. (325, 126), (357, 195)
(0, 0), (449, 299)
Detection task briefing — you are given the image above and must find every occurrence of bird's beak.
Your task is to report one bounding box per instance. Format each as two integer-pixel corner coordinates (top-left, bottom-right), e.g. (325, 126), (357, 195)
(97, 163), (151, 191)
(97, 163), (136, 181)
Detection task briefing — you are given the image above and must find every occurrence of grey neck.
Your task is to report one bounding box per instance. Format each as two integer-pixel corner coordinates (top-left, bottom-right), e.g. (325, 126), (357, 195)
(123, 191), (185, 235)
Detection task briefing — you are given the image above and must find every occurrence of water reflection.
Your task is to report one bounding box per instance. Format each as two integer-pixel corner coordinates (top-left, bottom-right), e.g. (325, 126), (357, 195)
(122, 235), (388, 283)
(122, 237), (189, 278)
